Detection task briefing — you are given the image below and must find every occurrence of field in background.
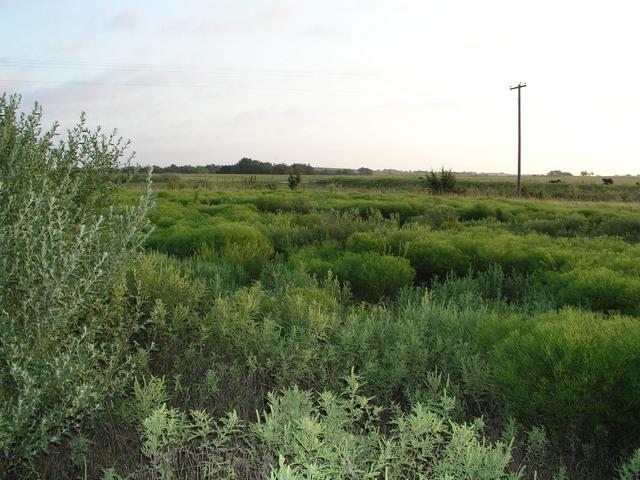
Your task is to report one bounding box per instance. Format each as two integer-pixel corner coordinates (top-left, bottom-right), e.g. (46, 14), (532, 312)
(125, 172), (640, 202)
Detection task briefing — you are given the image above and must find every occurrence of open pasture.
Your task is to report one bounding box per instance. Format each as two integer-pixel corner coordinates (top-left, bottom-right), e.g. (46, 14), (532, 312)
(129, 172), (640, 202)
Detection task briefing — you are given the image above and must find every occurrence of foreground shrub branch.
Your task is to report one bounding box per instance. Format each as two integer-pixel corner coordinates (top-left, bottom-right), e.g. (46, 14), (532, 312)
(0, 94), (151, 472)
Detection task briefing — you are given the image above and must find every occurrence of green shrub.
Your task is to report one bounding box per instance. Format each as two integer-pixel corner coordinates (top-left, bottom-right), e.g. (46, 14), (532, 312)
(404, 240), (470, 281)
(335, 253), (415, 301)
(525, 213), (591, 237)
(557, 267), (640, 315)
(597, 215), (640, 241)
(490, 308), (640, 439)
(148, 220), (273, 275)
(135, 253), (205, 314)
(345, 232), (388, 254)
(387, 229), (428, 255)
(423, 204), (460, 228)
(463, 231), (560, 275)
(459, 203), (494, 221)
(289, 240), (342, 265)
(298, 257), (335, 279)
(147, 223), (217, 257)
(256, 193), (312, 213)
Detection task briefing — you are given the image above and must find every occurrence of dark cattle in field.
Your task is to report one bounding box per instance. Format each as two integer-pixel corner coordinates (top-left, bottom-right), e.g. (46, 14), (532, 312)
(548, 179), (562, 184)
(602, 178), (614, 185)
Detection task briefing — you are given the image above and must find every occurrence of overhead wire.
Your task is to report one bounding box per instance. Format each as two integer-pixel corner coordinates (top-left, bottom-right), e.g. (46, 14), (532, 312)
(0, 77), (392, 94)
(0, 57), (426, 95)
(0, 57), (427, 81)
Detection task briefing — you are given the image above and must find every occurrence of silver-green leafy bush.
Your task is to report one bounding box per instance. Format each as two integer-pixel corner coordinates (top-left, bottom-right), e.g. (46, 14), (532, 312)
(117, 371), (517, 479)
(0, 94), (151, 470)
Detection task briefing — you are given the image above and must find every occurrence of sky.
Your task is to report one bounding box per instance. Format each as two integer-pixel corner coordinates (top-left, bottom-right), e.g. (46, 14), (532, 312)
(2, 0), (640, 174)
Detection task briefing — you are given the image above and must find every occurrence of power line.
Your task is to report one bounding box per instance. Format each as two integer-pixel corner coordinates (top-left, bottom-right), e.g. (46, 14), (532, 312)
(0, 57), (427, 81)
(0, 77), (393, 95)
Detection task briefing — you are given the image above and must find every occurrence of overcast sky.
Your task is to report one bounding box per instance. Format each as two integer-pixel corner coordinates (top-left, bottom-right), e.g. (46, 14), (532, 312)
(2, 0), (639, 174)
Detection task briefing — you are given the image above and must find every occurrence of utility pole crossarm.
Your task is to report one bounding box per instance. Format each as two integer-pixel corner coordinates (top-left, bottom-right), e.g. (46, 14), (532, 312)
(510, 82), (526, 197)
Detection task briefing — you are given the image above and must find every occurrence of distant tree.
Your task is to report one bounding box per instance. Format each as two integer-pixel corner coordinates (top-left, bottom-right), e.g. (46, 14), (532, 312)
(288, 172), (302, 190)
(424, 168), (456, 193)
(547, 170), (573, 176)
(580, 171), (595, 176)
(439, 167), (457, 192)
(425, 170), (441, 192)
(357, 167), (374, 176)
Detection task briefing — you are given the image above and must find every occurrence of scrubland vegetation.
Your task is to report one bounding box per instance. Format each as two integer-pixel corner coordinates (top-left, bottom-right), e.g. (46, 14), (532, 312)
(2, 95), (640, 479)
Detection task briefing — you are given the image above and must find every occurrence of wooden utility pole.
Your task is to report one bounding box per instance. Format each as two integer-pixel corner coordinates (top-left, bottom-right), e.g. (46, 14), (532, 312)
(510, 82), (526, 197)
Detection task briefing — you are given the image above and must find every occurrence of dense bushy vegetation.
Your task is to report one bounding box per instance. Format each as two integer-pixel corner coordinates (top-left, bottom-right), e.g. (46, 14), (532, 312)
(0, 95), (151, 474)
(3, 96), (640, 479)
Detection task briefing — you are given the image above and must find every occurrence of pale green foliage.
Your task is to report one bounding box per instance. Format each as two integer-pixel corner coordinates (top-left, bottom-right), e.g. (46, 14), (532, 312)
(269, 456), (301, 480)
(131, 376), (170, 427)
(117, 376), (246, 479)
(618, 449), (640, 480)
(202, 369), (220, 396)
(140, 407), (243, 478)
(102, 467), (128, 480)
(141, 404), (189, 477)
(118, 371), (517, 479)
(433, 420), (514, 479)
(68, 434), (92, 468)
(0, 94), (151, 469)
(500, 417), (519, 445)
(524, 426), (549, 470)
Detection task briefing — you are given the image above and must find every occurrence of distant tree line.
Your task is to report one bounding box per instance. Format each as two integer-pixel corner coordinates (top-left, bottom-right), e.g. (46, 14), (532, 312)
(122, 158), (377, 176)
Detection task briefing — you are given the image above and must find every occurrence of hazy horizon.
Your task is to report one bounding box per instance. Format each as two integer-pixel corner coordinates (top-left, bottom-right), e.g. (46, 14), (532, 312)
(3, 0), (640, 175)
